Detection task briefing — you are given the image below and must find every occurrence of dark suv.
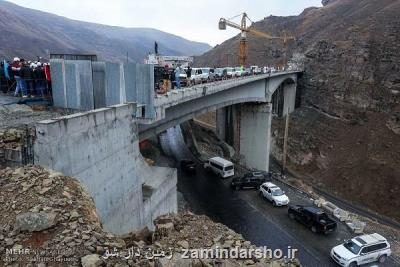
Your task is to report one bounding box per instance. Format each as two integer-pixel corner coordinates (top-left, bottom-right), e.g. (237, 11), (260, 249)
(288, 205), (337, 234)
(230, 172), (268, 190)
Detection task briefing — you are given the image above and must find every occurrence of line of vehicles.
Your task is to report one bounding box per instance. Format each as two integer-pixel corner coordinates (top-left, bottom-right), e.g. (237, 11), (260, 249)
(180, 156), (392, 267)
(187, 65), (280, 85)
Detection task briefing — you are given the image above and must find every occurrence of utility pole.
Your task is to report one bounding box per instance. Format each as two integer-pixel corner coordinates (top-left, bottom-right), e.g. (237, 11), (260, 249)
(282, 108), (290, 176)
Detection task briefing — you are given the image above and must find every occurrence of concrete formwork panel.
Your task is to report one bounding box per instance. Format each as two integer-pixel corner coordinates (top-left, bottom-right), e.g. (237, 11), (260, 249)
(136, 64), (155, 118)
(50, 59), (156, 115)
(105, 63), (122, 106)
(124, 63), (137, 103)
(92, 62), (106, 109)
(50, 60), (67, 108)
(64, 62), (79, 109)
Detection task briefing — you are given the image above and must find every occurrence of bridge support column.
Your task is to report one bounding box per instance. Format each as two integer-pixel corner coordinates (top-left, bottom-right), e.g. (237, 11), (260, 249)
(282, 82), (297, 116)
(238, 103), (272, 172)
(216, 108), (227, 141)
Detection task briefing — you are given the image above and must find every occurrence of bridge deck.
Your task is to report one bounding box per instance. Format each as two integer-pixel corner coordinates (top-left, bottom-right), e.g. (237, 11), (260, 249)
(154, 71), (301, 108)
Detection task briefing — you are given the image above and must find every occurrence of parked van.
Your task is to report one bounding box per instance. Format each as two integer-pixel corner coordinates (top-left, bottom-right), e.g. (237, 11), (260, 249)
(204, 157), (234, 178)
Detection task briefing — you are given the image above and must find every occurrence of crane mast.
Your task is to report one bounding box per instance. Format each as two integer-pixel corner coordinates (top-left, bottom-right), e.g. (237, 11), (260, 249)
(219, 13), (295, 67)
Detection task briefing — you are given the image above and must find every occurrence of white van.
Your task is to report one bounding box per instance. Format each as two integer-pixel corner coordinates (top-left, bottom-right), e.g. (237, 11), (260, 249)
(204, 157), (234, 178)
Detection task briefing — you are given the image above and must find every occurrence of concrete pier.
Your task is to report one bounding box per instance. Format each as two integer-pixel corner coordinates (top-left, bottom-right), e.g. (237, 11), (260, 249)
(239, 103), (272, 172)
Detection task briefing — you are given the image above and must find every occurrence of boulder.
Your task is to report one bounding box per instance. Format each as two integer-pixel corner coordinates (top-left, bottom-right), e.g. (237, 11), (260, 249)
(14, 212), (57, 232)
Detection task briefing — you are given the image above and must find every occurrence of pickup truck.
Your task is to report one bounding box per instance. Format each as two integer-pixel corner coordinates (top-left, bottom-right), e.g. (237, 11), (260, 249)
(231, 172), (268, 190)
(288, 205), (337, 234)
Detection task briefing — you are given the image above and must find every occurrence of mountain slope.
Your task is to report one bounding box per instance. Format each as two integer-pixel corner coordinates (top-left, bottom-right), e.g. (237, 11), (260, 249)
(196, 0), (400, 222)
(0, 1), (211, 62)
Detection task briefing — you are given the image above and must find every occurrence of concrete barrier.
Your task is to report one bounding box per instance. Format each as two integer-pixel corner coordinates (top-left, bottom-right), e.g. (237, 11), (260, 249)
(321, 201), (339, 214)
(346, 220), (366, 234)
(334, 209), (350, 222)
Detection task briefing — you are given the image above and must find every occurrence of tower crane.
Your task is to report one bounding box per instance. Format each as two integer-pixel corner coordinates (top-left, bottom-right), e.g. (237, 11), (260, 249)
(219, 13), (295, 67)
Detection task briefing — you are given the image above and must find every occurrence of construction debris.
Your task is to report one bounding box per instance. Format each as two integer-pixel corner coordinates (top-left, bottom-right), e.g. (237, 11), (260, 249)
(0, 128), (24, 150)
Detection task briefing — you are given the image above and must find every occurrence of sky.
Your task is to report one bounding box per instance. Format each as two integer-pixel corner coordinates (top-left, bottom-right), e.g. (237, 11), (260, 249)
(5, 0), (322, 46)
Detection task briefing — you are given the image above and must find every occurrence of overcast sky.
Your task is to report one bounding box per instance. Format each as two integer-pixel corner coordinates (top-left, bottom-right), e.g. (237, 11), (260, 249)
(6, 0), (322, 46)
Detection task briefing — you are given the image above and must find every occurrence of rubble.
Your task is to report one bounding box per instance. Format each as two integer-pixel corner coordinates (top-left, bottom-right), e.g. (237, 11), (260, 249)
(0, 128), (24, 150)
(0, 166), (300, 266)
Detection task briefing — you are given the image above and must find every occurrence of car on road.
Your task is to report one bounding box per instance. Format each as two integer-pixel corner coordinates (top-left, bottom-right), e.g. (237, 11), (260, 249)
(250, 65), (262, 75)
(214, 68), (227, 80)
(201, 68), (215, 82)
(259, 182), (289, 206)
(288, 205), (337, 234)
(226, 67), (235, 78)
(331, 233), (391, 267)
(234, 67), (244, 77)
(180, 159), (196, 173)
(230, 171), (267, 190)
(177, 70), (188, 87)
(190, 68), (203, 85)
(204, 157), (234, 178)
(243, 68), (251, 76)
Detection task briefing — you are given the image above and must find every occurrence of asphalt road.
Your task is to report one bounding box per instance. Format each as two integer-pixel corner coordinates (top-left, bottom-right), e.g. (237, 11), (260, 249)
(160, 126), (397, 267)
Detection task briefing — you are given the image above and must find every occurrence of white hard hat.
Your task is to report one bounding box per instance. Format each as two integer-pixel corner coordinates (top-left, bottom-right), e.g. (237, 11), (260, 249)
(36, 62), (42, 67)
(13, 57), (20, 62)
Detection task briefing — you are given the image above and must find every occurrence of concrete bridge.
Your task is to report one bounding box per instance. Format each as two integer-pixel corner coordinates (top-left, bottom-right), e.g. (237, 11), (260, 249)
(35, 61), (301, 234)
(139, 70), (301, 172)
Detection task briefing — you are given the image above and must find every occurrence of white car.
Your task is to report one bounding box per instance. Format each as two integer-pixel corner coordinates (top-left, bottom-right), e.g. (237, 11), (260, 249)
(259, 182), (289, 206)
(250, 65), (262, 74)
(201, 68), (215, 82)
(190, 68), (203, 85)
(331, 233), (391, 267)
(234, 67), (244, 77)
(226, 67), (235, 78)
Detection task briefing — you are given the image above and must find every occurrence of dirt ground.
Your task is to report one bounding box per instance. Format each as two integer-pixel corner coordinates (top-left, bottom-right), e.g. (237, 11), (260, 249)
(272, 107), (400, 223)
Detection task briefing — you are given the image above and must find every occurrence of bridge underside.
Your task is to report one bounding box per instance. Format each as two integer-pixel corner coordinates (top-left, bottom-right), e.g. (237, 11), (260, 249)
(139, 73), (298, 172)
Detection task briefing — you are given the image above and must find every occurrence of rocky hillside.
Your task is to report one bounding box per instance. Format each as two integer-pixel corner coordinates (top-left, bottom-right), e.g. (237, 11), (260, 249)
(0, 166), (300, 267)
(196, 0), (400, 222)
(0, 1), (211, 62)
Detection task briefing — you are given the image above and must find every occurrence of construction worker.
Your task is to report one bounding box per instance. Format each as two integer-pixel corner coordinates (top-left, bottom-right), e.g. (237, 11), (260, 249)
(186, 65), (192, 87)
(175, 65), (181, 89)
(162, 65), (171, 93)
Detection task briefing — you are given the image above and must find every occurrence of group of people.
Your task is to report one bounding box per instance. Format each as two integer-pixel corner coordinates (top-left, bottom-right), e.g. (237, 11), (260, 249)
(160, 65), (192, 93)
(0, 57), (52, 98)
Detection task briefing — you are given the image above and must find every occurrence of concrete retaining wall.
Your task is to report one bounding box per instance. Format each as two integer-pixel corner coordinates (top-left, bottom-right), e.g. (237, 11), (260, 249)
(34, 103), (177, 234)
